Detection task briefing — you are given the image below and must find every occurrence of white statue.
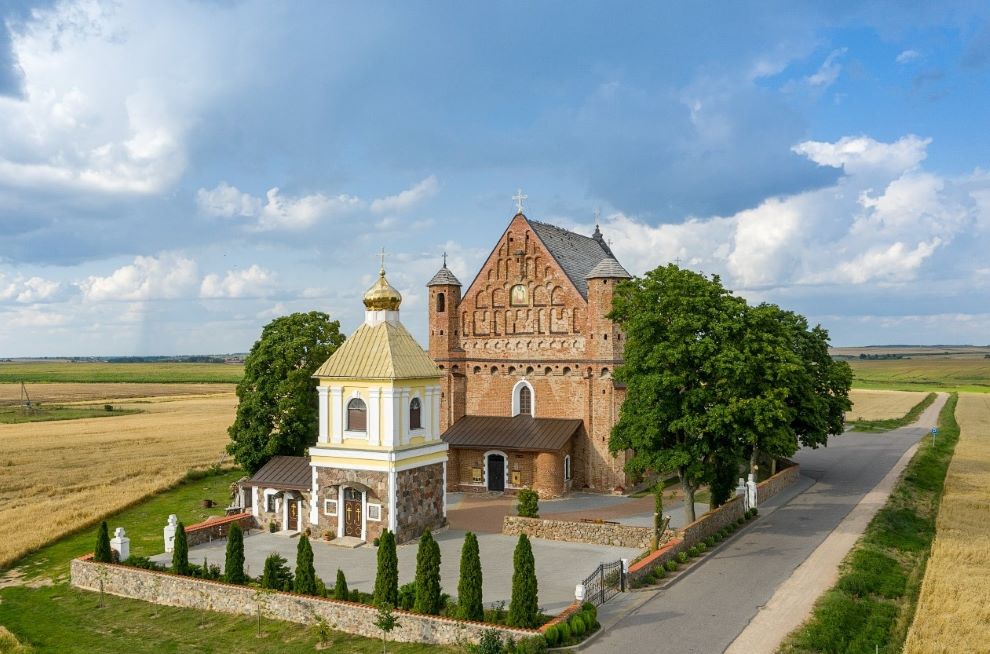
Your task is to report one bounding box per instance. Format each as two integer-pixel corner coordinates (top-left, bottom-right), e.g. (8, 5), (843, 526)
(164, 514), (178, 553)
(746, 473), (758, 510)
(110, 527), (130, 562)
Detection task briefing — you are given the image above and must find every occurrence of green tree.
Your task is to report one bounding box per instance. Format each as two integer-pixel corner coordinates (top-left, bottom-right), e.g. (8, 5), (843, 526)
(609, 265), (748, 524)
(516, 489), (539, 518)
(293, 534), (317, 595)
(227, 311), (346, 473)
(94, 521), (112, 563)
(508, 533), (539, 628)
(223, 522), (246, 583)
(652, 486), (665, 550)
(373, 603), (401, 654)
(413, 529), (442, 615)
(171, 521), (189, 575)
(334, 568), (349, 601)
(374, 529), (399, 608)
(261, 552), (293, 590)
(457, 531), (484, 621)
(707, 455), (739, 509)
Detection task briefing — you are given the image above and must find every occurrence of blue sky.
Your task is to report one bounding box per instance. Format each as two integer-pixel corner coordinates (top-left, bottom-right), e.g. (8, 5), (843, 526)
(1, 1), (989, 356)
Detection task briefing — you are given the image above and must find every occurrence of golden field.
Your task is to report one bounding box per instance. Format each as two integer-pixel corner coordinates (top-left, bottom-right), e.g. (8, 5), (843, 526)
(846, 388), (929, 421)
(904, 393), (990, 653)
(0, 382), (234, 406)
(0, 390), (236, 569)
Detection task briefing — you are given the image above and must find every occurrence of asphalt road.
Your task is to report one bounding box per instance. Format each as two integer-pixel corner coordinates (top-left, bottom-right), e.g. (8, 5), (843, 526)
(585, 398), (945, 654)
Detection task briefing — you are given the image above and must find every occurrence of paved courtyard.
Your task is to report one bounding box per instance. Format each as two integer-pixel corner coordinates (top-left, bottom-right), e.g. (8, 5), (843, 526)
(152, 528), (639, 614)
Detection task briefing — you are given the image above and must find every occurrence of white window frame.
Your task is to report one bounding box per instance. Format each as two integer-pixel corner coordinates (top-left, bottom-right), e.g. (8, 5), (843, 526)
(344, 392), (369, 439)
(511, 379), (536, 417)
(367, 503), (382, 522)
(323, 499), (338, 516)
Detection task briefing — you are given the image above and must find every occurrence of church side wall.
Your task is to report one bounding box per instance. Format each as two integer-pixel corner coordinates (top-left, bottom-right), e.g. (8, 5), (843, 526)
(395, 462), (446, 543)
(314, 467), (389, 544)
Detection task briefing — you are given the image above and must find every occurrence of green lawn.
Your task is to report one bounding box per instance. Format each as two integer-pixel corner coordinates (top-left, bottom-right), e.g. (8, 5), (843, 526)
(0, 362), (243, 384)
(0, 405), (143, 424)
(778, 394), (961, 654)
(0, 468), (451, 653)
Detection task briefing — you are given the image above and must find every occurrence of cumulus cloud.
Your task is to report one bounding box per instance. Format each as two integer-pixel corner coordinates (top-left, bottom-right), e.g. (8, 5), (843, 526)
(196, 182), (262, 218)
(200, 265), (276, 298)
(257, 188), (361, 231)
(896, 49), (920, 64)
(806, 47), (847, 88)
(78, 253), (199, 301)
(793, 135), (930, 175)
(370, 175), (439, 214)
(4, 307), (68, 328)
(0, 274), (67, 303)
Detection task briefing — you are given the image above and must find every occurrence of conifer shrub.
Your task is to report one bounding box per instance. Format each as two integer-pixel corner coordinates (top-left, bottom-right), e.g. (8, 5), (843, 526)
(293, 534), (317, 595)
(458, 531), (484, 621)
(558, 621), (572, 643)
(94, 521), (112, 563)
(172, 521), (189, 575)
(570, 613), (586, 637)
(373, 529), (398, 607)
(398, 582), (416, 610)
(334, 568), (349, 601)
(223, 523), (246, 584)
(516, 489), (540, 518)
(414, 530), (443, 614)
(261, 552), (293, 590)
(507, 533), (539, 628)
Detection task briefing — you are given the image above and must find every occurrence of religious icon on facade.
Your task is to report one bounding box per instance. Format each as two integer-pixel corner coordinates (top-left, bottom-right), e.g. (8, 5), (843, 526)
(510, 284), (528, 306)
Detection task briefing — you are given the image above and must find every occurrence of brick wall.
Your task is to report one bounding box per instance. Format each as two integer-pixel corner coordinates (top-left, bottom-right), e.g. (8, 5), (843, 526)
(503, 516), (655, 549)
(185, 513), (257, 547)
(71, 557), (537, 646)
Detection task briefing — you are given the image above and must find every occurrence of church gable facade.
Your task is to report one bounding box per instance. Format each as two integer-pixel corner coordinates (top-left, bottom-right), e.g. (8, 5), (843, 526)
(430, 212), (633, 497)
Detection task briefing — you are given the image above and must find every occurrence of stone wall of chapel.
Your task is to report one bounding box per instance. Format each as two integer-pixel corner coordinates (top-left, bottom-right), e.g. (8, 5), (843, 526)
(394, 463), (446, 543)
(315, 467), (389, 544)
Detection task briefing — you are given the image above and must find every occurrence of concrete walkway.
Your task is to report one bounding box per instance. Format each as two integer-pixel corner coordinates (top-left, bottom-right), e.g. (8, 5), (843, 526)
(152, 527), (639, 615)
(582, 393), (947, 654)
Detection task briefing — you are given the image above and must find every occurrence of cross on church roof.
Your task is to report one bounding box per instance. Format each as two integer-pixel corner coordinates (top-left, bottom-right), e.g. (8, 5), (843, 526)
(513, 188), (528, 213)
(594, 207), (601, 226)
(378, 247), (387, 272)
(442, 251), (447, 267)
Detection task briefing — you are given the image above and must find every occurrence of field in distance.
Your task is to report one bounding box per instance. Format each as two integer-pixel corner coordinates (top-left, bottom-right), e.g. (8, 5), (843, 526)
(0, 361), (243, 384)
(846, 389), (929, 421)
(831, 345), (990, 393)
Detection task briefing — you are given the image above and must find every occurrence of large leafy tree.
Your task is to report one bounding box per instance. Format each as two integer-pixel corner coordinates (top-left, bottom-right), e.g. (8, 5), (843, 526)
(227, 311), (345, 473)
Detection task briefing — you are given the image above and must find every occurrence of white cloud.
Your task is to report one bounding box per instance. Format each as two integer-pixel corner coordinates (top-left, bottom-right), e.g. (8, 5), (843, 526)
(835, 239), (942, 284)
(257, 187), (361, 231)
(196, 182), (262, 218)
(370, 175), (439, 214)
(200, 265), (276, 298)
(806, 48), (847, 88)
(0, 274), (66, 303)
(4, 307), (68, 328)
(896, 49), (920, 64)
(78, 253), (198, 301)
(793, 135), (930, 175)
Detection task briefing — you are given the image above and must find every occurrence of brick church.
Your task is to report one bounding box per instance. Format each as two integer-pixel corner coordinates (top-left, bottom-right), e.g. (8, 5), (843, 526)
(430, 211), (634, 498)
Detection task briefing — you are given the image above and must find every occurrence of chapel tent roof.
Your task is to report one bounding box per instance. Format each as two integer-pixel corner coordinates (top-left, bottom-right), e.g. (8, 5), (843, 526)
(427, 264), (462, 287)
(313, 320), (441, 380)
(585, 256), (632, 280)
(441, 415), (582, 452)
(245, 456), (311, 491)
(527, 218), (617, 299)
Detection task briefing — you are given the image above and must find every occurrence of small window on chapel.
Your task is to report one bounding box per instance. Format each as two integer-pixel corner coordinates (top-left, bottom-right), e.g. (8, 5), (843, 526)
(410, 397), (422, 430)
(518, 385), (532, 416)
(437, 292), (445, 313)
(347, 398), (367, 432)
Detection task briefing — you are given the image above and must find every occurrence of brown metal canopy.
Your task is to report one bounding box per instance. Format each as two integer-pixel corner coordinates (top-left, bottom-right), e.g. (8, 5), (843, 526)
(245, 455), (311, 491)
(441, 415), (581, 452)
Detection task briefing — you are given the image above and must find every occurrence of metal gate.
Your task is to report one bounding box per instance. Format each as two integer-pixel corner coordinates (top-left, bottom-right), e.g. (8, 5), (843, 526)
(582, 559), (625, 607)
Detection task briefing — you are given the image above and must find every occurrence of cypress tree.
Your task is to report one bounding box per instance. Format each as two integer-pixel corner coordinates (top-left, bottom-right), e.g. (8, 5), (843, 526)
(94, 521), (112, 563)
(334, 568), (349, 600)
(652, 486), (664, 551)
(373, 529), (398, 608)
(457, 531), (484, 621)
(224, 523), (246, 584)
(293, 534), (317, 595)
(261, 552), (292, 590)
(172, 521), (189, 575)
(413, 529), (442, 614)
(508, 533), (539, 628)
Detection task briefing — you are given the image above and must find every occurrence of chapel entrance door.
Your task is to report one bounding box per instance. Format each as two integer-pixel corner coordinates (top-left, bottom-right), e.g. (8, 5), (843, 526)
(343, 488), (362, 538)
(487, 454), (505, 492)
(287, 499), (299, 531)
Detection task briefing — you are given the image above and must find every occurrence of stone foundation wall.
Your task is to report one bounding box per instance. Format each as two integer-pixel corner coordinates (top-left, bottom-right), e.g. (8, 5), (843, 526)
(502, 515), (655, 549)
(757, 460), (800, 504)
(395, 462), (446, 544)
(680, 495), (746, 546)
(185, 513), (256, 547)
(71, 556), (537, 646)
(314, 467), (389, 544)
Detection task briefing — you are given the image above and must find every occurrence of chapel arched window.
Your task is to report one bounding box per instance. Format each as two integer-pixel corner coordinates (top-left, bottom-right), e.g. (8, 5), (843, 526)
(410, 397), (422, 430)
(347, 398), (367, 432)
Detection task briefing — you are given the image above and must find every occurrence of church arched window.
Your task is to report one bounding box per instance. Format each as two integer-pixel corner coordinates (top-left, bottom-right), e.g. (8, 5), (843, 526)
(436, 292), (445, 313)
(518, 386), (532, 416)
(346, 398), (367, 432)
(409, 397), (422, 430)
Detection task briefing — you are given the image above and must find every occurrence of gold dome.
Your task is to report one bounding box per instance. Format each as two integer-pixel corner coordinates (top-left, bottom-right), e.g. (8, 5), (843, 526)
(363, 267), (402, 311)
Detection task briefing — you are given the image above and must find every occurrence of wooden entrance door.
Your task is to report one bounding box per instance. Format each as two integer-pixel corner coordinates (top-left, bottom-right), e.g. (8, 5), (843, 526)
(487, 454), (505, 491)
(287, 499), (299, 530)
(343, 488), (362, 538)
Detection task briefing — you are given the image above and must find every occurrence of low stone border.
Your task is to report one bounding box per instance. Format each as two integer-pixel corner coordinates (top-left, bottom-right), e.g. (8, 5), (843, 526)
(502, 515), (655, 549)
(71, 555), (537, 646)
(185, 513), (257, 547)
(756, 461), (800, 505)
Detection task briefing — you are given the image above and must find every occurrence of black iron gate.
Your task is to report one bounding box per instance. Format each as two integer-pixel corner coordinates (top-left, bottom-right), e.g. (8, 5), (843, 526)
(582, 559), (625, 607)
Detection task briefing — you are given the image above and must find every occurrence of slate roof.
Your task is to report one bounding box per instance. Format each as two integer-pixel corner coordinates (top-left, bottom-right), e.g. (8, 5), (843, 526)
(427, 264), (462, 287)
(586, 257), (632, 280)
(527, 219), (617, 299)
(313, 320), (441, 380)
(246, 456), (311, 490)
(441, 415), (582, 452)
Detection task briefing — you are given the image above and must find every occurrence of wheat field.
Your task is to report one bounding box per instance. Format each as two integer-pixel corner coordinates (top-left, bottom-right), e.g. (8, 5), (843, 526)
(0, 392), (237, 569)
(904, 393), (990, 653)
(845, 388), (928, 421)
(0, 382), (234, 406)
